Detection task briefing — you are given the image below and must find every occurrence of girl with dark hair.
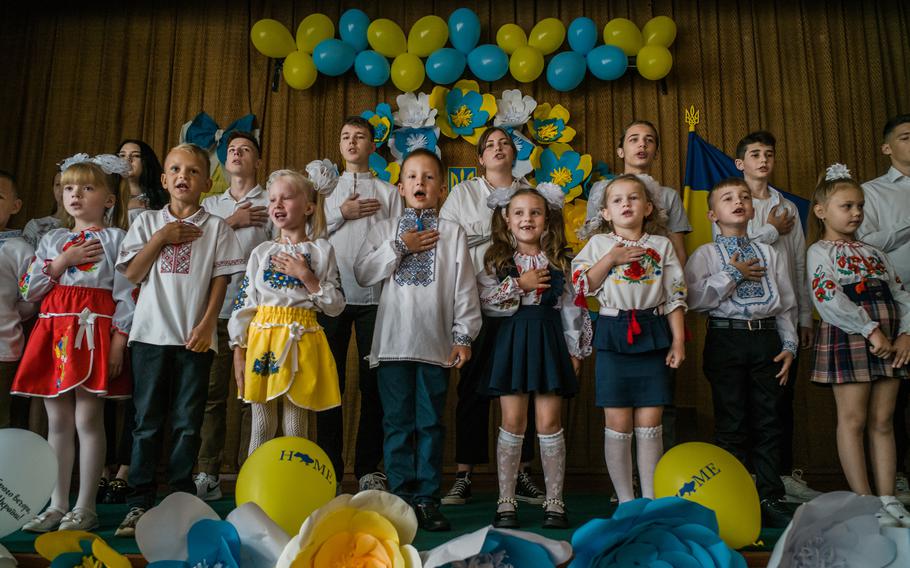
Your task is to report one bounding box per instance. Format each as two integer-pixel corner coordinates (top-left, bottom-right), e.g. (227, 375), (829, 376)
(118, 140), (168, 220)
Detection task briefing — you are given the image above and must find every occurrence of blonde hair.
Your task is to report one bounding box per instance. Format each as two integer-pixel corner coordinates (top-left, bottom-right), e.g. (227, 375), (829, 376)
(266, 169), (326, 240)
(169, 143), (211, 174)
(60, 162), (129, 230)
(593, 174), (667, 237)
(484, 188), (571, 275)
(809, 174), (863, 243)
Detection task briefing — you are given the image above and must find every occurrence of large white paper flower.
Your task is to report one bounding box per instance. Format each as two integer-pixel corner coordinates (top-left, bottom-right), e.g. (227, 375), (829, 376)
(494, 90), (538, 128)
(305, 159), (340, 195)
(394, 92), (437, 129)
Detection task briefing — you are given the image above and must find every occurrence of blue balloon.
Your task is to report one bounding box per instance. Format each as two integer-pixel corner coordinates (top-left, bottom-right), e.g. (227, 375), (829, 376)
(354, 50), (390, 87)
(568, 17), (597, 55)
(467, 44), (509, 82)
(448, 8), (481, 54)
(546, 51), (586, 92)
(586, 44), (628, 81)
(313, 39), (356, 77)
(339, 9), (370, 52)
(425, 48), (467, 85)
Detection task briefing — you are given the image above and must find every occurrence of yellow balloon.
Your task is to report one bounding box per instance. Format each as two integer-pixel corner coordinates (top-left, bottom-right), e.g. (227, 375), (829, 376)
(235, 436), (336, 536)
(296, 13), (335, 54)
(251, 19), (297, 59)
(407, 15), (449, 57)
(528, 18), (566, 55)
(636, 45), (673, 80)
(496, 24), (528, 55)
(642, 15), (677, 48)
(283, 50), (318, 90)
(391, 53), (425, 92)
(367, 18), (407, 58)
(509, 45), (544, 83)
(602, 18), (643, 57)
(654, 442), (760, 549)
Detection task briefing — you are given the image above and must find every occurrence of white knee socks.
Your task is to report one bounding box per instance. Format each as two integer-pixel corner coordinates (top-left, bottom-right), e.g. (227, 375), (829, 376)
(604, 428), (634, 503)
(635, 425), (663, 499)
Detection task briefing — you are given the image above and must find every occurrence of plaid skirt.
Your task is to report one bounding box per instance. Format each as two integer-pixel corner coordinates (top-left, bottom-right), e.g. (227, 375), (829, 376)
(812, 279), (908, 384)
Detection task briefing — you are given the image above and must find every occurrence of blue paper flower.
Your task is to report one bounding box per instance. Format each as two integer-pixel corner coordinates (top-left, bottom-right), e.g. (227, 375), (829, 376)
(368, 152), (400, 185)
(148, 519), (241, 568)
(430, 80), (497, 145)
(423, 526), (572, 568)
(569, 497), (747, 568)
(502, 126), (536, 179)
(531, 143), (593, 202)
(361, 103), (394, 148)
(389, 126), (441, 162)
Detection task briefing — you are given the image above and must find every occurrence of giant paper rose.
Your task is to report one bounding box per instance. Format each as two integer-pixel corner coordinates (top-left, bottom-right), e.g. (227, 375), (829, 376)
(422, 526), (571, 568)
(429, 80), (497, 145)
(493, 89), (537, 128)
(528, 103), (576, 145)
(369, 152), (400, 185)
(277, 490), (421, 568)
(569, 497), (747, 568)
(361, 103), (394, 148)
(530, 142), (592, 202)
(394, 92), (437, 129)
(35, 530), (130, 568)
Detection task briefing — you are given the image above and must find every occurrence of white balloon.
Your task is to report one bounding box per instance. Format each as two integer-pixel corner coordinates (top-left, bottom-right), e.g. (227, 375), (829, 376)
(0, 429), (57, 538)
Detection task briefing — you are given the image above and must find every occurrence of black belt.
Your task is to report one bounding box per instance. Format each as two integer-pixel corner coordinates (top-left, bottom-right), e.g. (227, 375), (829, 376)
(708, 317), (776, 331)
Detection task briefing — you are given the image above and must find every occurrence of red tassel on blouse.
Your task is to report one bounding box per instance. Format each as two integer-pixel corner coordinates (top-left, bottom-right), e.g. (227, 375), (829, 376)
(626, 309), (642, 345)
(854, 278), (866, 294)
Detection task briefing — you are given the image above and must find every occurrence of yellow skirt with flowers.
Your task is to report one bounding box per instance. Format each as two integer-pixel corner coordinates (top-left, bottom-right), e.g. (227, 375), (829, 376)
(243, 305), (340, 410)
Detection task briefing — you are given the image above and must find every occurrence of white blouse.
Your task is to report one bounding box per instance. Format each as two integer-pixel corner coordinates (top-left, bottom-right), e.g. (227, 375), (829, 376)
(22, 215), (62, 248)
(477, 251), (592, 358)
(571, 232), (687, 316)
(354, 208), (481, 368)
(0, 230), (36, 361)
(807, 240), (910, 337)
(228, 238), (345, 348)
(685, 236), (798, 353)
(20, 226), (136, 333)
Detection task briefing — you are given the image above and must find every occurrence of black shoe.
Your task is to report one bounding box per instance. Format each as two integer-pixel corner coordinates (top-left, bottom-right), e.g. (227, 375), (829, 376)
(441, 473), (472, 505)
(103, 478), (130, 504)
(415, 502), (451, 532)
(493, 509), (520, 528)
(542, 499), (570, 529)
(516, 470), (545, 505)
(96, 477), (109, 504)
(760, 498), (792, 528)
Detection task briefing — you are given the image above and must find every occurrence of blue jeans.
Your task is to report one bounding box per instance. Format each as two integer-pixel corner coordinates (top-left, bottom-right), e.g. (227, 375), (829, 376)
(377, 362), (448, 504)
(128, 342), (213, 508)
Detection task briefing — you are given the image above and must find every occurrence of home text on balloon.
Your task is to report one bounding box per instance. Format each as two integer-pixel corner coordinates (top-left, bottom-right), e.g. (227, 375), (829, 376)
(675, 462), (721, 498)
(278, 449), (335, 486)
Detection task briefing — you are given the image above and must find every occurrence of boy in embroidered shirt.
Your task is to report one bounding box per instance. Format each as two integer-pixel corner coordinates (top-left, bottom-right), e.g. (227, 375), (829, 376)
(685, 177), (798, 528)
(0, 171), (36, 427)
(354, 149), (481, 532)
(319, 116), (403, 492)
(114, 143), (243, 535)
(195, 131), (272, 501)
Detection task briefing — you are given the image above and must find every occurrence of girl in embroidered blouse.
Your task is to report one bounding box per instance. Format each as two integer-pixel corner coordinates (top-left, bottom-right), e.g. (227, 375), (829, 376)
(572, 174), (687, 505)
(808, 164), (910, 526)
(229, 169), (345, 457)
(14, 155), (135, 533)
(479, 184), (591, 529)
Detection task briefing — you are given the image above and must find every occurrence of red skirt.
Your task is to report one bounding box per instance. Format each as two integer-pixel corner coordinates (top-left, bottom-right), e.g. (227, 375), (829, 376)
(11, 285), (131, 398)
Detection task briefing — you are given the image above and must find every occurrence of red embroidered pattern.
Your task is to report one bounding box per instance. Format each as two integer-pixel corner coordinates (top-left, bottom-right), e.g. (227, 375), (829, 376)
(160, 242), (192, 274)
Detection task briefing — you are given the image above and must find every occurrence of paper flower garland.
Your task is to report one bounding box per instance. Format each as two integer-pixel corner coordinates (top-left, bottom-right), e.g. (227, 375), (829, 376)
(531, 142), (592, 202)
(528, 104), (576, 144)
(361, 103), (394, 148)
(430, 80), (498, 144)
(494, 89), (538, 128)
(369, 153), (401, 184)
(35, 531), (130, 568)
(394, 92), (438, 129)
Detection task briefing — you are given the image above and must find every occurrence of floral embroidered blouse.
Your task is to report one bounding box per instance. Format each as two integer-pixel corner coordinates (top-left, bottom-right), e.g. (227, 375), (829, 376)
(228, 238), (345, 349)
(571, 232), (687, 316)
(478, 251), (593, 358)
(808, 239), (910, 337)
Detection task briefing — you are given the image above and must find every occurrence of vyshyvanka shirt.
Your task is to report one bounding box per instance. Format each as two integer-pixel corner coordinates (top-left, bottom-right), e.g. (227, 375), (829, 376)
(0, 230), (36, 360)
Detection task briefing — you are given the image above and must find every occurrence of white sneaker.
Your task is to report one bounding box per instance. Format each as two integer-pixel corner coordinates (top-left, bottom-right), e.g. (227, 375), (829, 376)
(877, 506), (901, 527)
(781, 469), (823, 503)
(193, 472), (222, 501)
(896, 473), (910, 505)
(358, 472), (388, 492)
(882, 497), (910, 528)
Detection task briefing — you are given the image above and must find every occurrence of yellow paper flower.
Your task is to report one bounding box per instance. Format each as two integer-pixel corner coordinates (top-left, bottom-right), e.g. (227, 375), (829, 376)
(277, 490), (421, 568)
(429, 80), (498, 145)
(35, 530), (131, 568)
(528, 103), (576, 144)
(530, 142), (592, 203)
(563, 198), (588, 255)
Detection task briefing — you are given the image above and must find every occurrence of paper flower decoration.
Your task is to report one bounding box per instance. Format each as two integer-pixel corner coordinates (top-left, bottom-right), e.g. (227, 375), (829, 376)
(528, 104), (576, 145)
(361, 103), (394, 148)
(369, 152), (400, 185)
(563, 199), (589, 255)
(493, 89), (538, 128)
(531, 143), (592, 202)
(394, 92), (438, 129)
(569, 497), (746, 568)
(389, 126), (442, 162)
(502, 126), (536, 179)
(276, 490), (421, 568)
(305, 159), (340, 195)
(430, 80), (497, 145)
(422, 526), (572, 568)
(35, 530), (130, 568)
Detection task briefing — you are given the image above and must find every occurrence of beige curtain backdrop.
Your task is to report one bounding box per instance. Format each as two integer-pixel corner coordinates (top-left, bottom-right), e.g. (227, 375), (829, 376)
(1, 1), (907, 479)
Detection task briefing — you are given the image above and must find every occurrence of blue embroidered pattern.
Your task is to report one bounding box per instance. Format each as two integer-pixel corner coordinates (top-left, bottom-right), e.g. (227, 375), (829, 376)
(714, 236), (774, 311)
(252, 351), (280, 376)
(232, 275), (250, 312)
(262, 253), (312, 290)
(394, 209), (437, 287)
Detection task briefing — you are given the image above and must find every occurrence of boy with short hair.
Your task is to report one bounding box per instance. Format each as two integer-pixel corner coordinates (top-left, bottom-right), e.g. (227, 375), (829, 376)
(685, 177), (798, 528)
(354, 148), (481, 531)
(319, 116), (403, 492)
(195, 131), (272, 501)
(0, 170), (36, 428)
(115, 143), (243, 535)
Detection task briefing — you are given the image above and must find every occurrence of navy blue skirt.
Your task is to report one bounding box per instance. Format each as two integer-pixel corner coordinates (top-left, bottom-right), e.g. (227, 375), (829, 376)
(594, 309), (672, 408)
(482, 305), (578, 397)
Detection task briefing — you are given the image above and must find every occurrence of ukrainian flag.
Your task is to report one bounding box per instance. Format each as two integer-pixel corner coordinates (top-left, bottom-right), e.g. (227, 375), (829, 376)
(682, 126), (810, 254)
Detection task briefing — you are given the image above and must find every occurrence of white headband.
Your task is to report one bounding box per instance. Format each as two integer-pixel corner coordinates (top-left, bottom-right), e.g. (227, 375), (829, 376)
(60, 153), (131, 178)
(486, 182), (565, 211)
(305, 159), (340, 195)
(825, 163), (852, 181)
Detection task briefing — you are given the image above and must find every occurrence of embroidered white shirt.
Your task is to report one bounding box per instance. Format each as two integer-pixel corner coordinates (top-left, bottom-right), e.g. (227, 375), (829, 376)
(228, 238), (345, 348)
(117, 207), (244, 350)
(22, 216), (62, 248)
(685, 235), (798, 353)
(807, 240), (910, 338)
(202, 185), (274, 319)
(323, 171), (403, 306)
(571, 233), (687, 316)
(354, 208), (481, 368)
(859, 167), (910, 284)
(0, 230), (36, 361)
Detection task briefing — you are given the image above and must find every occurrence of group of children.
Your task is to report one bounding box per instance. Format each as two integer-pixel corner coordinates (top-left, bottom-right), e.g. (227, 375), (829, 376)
(0, 113), (909, 537)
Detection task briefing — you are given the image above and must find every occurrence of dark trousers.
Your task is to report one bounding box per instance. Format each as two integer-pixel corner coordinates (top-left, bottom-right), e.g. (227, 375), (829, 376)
(197, 319), (232, 474)
(704, 327), (786, 501)
(377, 361), (448, 504)
(128, 342), (214, 509)
(317, 304), (384, 480)
(104, 398), (136, 467)
(778, 353), (799, 474)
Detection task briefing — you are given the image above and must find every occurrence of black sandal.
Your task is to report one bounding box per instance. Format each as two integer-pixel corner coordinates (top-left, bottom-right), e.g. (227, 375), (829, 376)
(103, 478), (130, 504)
(493, 497), (520, 528)
(541, 498), (569, 529)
